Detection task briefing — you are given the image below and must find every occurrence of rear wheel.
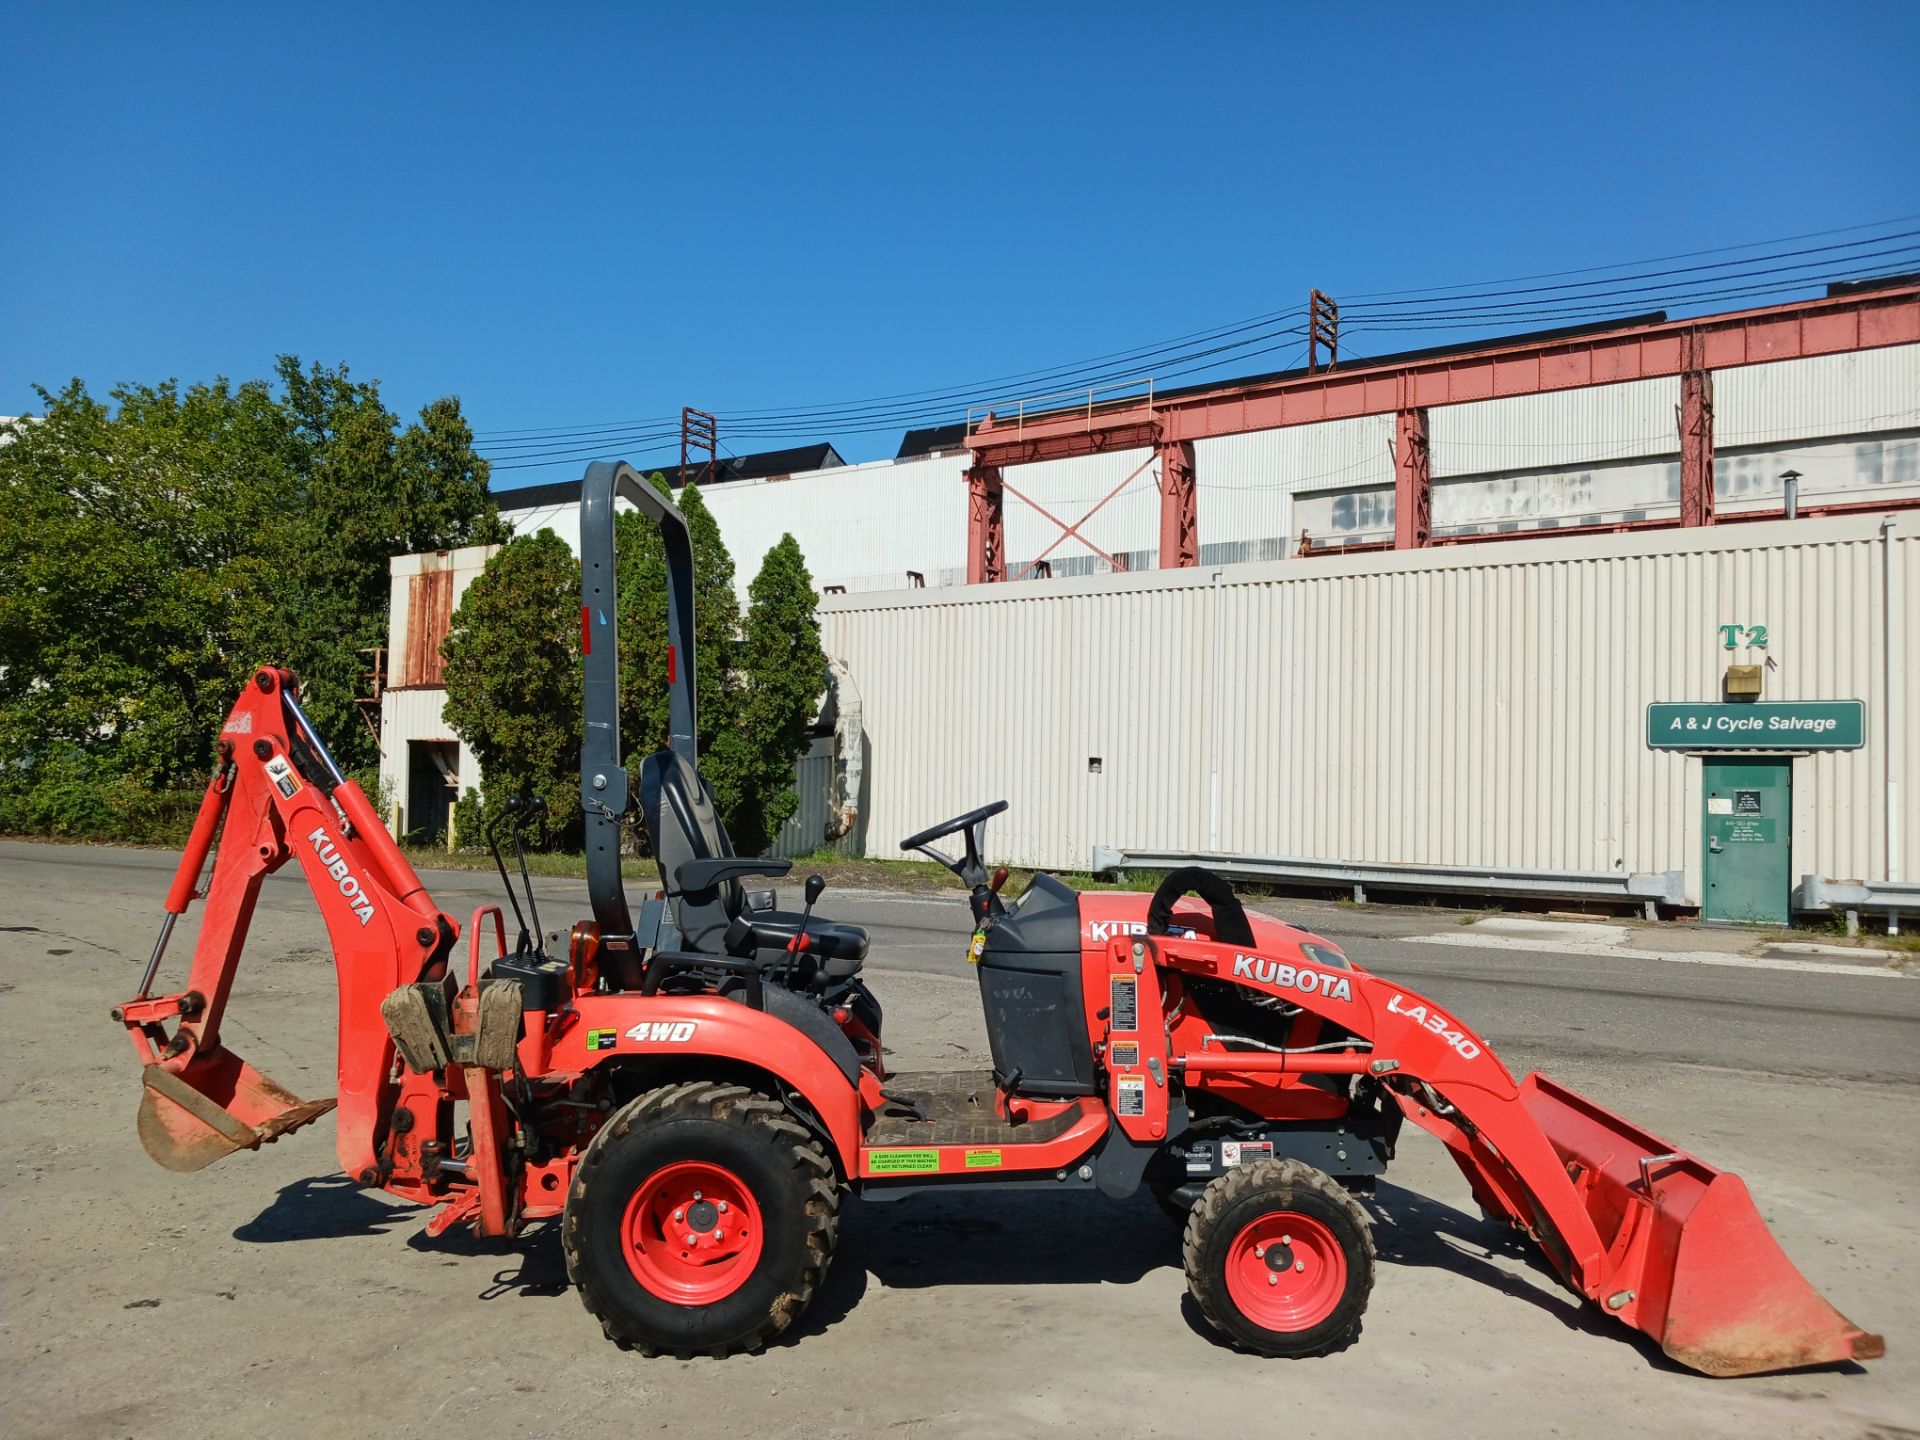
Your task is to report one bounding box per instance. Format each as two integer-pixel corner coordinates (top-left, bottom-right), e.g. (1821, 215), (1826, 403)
(1183, 1158), (1373, 1357)
(564, 1081), (840, 1356)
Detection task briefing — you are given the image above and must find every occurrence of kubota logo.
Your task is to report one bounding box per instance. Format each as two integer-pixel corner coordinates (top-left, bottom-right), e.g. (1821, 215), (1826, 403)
(1232, 953), (1354, 1003)
(624, 1020), (699, 1044)
(307, 827), (375, 927)
(1086, 919), (1195, 942)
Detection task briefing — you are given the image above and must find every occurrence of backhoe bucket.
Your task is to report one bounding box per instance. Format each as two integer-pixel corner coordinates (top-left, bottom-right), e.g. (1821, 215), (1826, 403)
(137, 1048), (335, 1174)
(1518, 1073), (1883, 1376)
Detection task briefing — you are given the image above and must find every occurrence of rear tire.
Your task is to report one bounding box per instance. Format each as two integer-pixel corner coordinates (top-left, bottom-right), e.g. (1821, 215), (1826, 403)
(1183, 1158), (1373, 1357)
(564, 1081), (840, 1356)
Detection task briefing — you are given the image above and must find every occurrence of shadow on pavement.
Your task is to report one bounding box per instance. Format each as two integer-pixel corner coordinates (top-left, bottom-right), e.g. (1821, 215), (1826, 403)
(1365, 1180), (1681, 1371)
(232, 1175), (419, 1243)
(840, 1189), (1175, 1291)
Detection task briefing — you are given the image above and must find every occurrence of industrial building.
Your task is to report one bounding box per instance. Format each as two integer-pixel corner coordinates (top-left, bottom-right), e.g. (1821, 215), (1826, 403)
(379, 280), (1918, 927)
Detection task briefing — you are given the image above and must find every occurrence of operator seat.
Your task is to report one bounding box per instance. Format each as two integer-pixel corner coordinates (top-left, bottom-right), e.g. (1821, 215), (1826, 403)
(636, 749), (868, 978)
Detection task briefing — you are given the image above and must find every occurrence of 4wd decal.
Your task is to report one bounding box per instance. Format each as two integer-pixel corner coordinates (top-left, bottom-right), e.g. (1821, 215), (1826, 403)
(1231, 953), (1354, 1004)
(306, 827), (374, 927)
(623, 1020), (699, 1044)
(1387, 993), (1483, 1061)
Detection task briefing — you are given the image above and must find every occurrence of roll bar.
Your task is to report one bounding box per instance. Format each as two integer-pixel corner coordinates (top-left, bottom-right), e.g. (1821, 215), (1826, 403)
(578, 460), (699, 939)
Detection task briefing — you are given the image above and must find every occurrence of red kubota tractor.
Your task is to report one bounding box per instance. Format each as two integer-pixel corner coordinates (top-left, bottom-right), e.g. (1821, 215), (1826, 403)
(116, 461), (1883, 1373)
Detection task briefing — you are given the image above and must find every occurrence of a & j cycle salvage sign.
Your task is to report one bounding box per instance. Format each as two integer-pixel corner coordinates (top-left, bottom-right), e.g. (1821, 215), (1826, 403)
(1645, 700), (1866, 751)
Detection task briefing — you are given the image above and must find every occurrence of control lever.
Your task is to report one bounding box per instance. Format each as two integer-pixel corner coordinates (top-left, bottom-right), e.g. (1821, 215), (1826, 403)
(782, 873), (826, 982)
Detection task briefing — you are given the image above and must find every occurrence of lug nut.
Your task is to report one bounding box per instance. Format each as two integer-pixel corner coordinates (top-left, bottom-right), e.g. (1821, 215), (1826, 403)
(1255, 1245), (1265, 1258)
(717, 1201), (728, 1213)
(1282, 1234), (1292, 1245)
(685, 1233), (698, 1246)
(673, 1209), (683, 1222)
(1296, 1259), (1306, 1272)
(1268, 1274), (1278, 1286)
(692, 1190), (703, 1201)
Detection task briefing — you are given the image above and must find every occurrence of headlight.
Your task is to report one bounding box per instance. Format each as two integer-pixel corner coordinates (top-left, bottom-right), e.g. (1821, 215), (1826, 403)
(1302, 941), (1351, 971)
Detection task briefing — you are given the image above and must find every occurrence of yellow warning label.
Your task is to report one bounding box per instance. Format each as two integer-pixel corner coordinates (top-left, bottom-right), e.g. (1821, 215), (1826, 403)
(964, 1148), (1003, 1169)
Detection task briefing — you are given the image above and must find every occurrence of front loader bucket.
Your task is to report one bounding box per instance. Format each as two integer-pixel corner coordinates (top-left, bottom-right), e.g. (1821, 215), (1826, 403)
(1518, 1074), (1883, 1376)
(137, 1049), (335, 1174)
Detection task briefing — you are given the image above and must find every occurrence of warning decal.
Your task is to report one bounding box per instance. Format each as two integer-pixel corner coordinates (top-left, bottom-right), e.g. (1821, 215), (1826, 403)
(964, 1148), (1003, 1169)
(868, 1149), (941, 1174)
(1116, 1075), (1146, 1117)
(1109, 1041), (1139, 1069)
(1109, 976), (1138, 1033)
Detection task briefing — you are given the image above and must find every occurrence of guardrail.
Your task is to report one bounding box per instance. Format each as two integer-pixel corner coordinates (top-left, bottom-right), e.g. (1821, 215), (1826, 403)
(1090, 846), (1686, 919)
(1798, 875), (1916, 936)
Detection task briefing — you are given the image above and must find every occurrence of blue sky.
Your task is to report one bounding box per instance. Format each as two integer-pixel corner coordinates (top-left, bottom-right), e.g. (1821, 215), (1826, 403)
(5, 3), (1916, 483)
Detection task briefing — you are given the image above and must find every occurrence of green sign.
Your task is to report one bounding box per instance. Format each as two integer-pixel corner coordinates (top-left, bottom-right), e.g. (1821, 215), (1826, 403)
(866, 1148), (940, 1173)
(1646, 700), (1864, 751)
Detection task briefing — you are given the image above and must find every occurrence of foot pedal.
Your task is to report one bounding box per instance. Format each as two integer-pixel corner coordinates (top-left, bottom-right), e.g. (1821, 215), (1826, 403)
(879, 1088), (929, 1122)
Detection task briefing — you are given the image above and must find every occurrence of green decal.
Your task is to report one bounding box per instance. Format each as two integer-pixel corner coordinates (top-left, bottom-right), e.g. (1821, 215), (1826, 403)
(586, 1028), (618, 1051)
(868, 1148), (941, 1173)
(964, 1148), (1003, 1169)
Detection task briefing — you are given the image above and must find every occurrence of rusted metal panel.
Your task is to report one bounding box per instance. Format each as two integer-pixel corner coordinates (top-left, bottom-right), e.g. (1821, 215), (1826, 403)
(403, 567), (454, 687)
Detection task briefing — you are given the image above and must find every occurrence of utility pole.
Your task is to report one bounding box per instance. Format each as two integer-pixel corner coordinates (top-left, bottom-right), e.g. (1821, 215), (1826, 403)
(680, 408), (717, 489)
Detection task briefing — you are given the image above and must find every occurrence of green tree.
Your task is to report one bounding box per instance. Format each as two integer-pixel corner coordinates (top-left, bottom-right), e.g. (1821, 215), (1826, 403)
(440, 531), (583, 847)
(613, 472), (677, 758)
(616, 478), (741, 761)
(707, 534), (825, 854)
(0, 359), (502, 840)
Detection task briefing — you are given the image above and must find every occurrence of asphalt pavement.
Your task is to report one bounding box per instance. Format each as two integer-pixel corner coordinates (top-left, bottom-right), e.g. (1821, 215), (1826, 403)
(2, 839), (1915, 1440)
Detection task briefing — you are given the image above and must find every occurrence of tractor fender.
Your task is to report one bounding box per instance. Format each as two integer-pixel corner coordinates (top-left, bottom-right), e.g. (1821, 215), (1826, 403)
(557, 992), (864, 1174)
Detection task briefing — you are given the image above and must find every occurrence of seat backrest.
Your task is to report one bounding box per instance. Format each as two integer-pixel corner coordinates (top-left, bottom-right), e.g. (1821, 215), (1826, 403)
(637, 749), (740, 951)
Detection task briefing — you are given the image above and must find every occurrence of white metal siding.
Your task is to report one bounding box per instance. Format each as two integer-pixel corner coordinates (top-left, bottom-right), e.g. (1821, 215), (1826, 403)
(821, 516), (1913, 902)
(1430, 377), (1680, 477)
(1716, 344), (1920, 447)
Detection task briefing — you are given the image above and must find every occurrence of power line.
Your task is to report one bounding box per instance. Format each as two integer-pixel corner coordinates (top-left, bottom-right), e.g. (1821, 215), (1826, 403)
(476, 214), (1920, 468)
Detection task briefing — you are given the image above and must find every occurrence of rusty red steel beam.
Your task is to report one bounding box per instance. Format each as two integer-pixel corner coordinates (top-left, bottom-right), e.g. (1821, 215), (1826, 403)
(966, 284), (1920, 466)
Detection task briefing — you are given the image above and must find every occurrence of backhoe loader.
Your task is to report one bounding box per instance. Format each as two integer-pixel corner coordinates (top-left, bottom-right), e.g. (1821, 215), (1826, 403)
(115, 460), (1884, 1372)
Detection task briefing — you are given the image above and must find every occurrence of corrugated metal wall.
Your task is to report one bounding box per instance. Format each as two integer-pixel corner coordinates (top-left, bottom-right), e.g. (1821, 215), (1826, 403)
(820, 514), (1915, 902)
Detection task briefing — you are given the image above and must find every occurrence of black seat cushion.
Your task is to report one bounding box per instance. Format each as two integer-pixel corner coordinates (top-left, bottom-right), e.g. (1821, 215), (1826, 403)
(639, 748), (869, 974)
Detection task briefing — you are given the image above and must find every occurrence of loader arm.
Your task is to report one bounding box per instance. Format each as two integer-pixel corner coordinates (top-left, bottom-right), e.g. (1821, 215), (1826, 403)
(116, 667), (457, 1179)
(1142, 933), (1884, 1377)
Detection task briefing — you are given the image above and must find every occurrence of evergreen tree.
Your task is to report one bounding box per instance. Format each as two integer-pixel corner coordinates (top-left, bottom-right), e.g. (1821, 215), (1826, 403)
(440, 531), (583, 847)
(707, 534), (825, 854)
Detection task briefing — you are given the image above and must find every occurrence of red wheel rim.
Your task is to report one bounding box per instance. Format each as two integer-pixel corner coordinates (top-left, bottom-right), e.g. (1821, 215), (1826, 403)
(620, 1161), (764, 1304)
(1222, 1210), (1347, 1331)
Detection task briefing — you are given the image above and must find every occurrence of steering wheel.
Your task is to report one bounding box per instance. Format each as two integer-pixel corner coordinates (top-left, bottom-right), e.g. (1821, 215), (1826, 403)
(900, 800), (1008, 889)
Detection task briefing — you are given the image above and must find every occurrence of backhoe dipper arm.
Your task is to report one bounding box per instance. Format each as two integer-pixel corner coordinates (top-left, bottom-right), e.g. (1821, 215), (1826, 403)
(116, 668), (457, 1180)
(1145, 933), (1883, 1377)
(578, 459), (698, 944)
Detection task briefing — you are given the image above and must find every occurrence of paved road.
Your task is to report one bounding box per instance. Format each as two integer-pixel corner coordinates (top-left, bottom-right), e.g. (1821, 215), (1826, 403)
(3, 840), (1915, 1440)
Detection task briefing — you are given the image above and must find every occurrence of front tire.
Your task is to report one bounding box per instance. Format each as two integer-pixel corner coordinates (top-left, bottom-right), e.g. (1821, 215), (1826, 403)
(564, 1081), (840, 1356)
(1183, 1158), (1373, 1357)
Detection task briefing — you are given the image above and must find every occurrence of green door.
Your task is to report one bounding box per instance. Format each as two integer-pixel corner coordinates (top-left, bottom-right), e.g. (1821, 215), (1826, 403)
(1702, 758), (1792, 925)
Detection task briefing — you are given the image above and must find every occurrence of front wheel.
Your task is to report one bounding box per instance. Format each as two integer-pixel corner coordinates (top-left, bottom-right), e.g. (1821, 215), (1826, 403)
(1182, 1158), (1374, 1357)
(564, 1081), (840, 1356)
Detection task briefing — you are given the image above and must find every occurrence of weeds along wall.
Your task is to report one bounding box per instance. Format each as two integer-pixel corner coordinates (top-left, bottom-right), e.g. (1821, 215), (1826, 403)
(819, 514), (1918, 904)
